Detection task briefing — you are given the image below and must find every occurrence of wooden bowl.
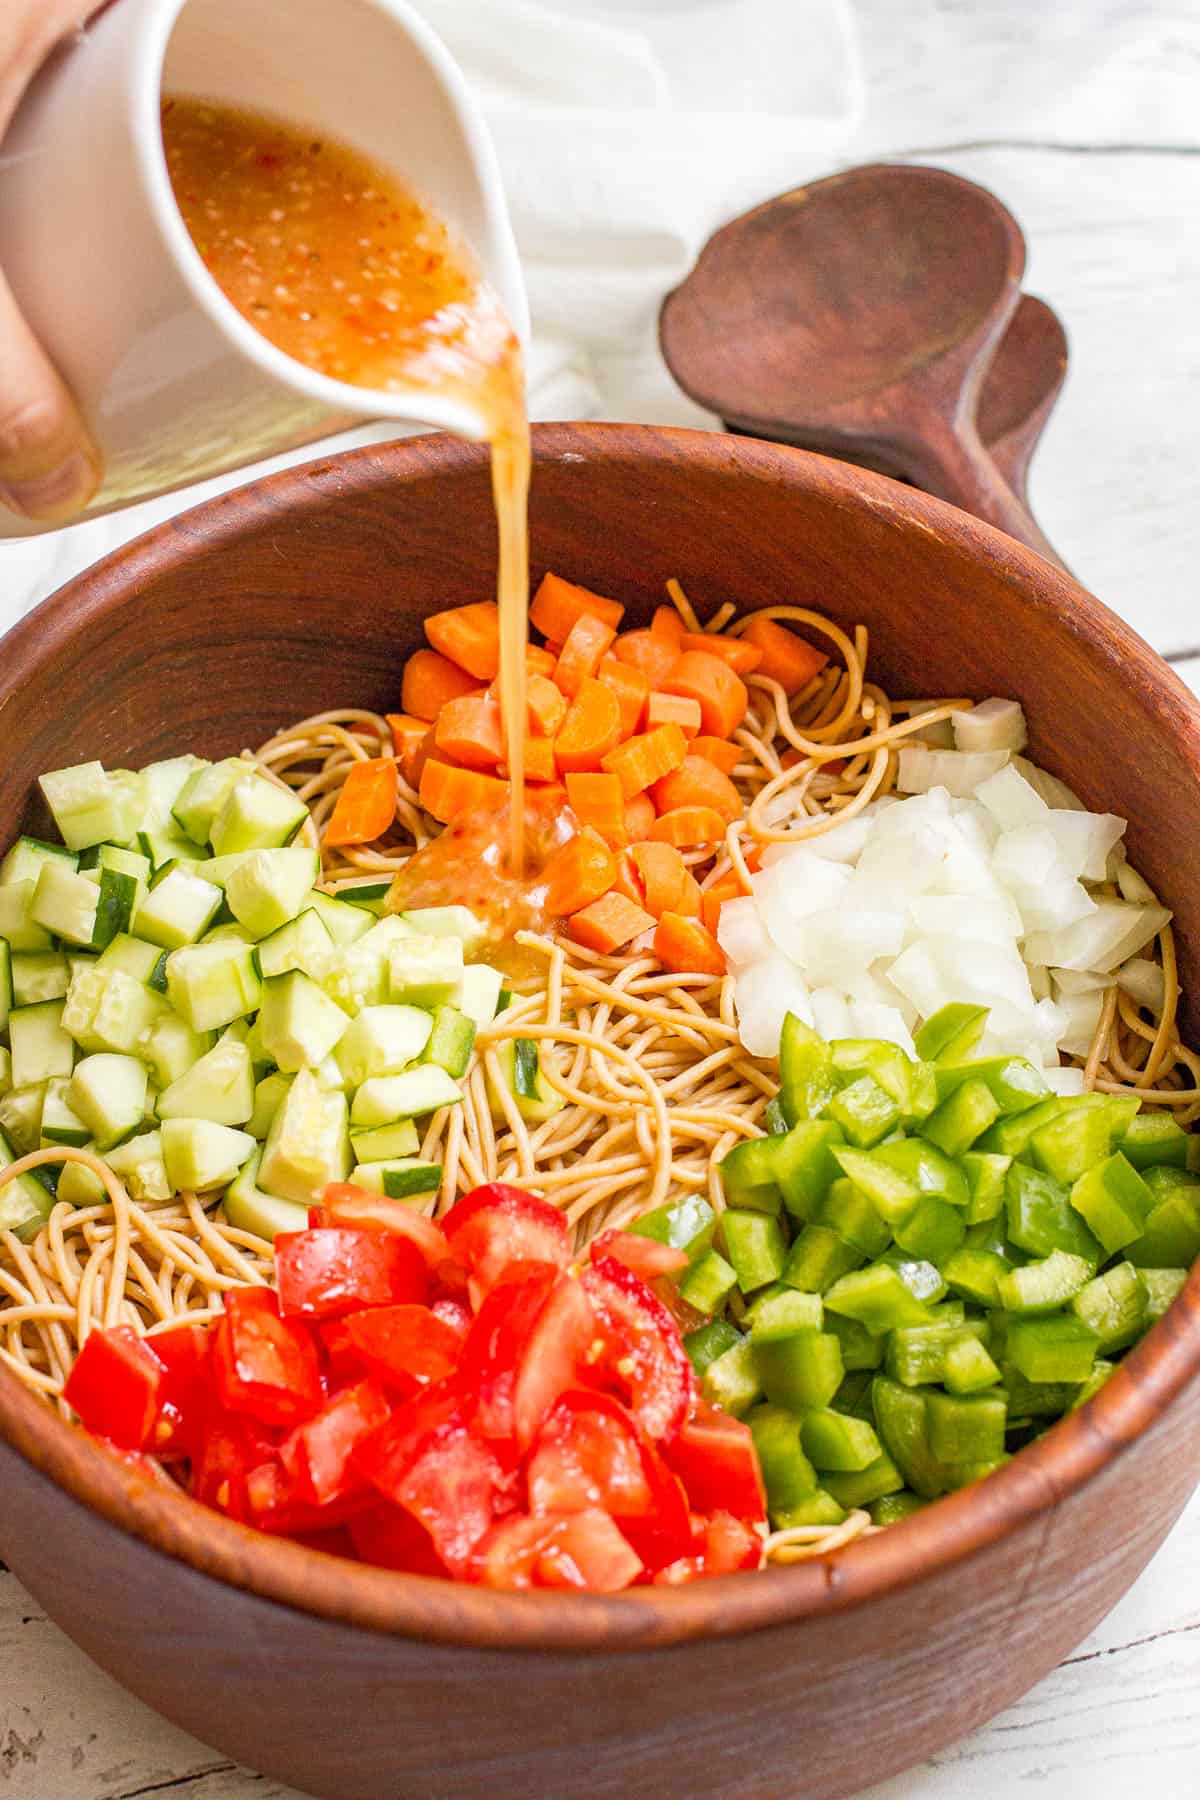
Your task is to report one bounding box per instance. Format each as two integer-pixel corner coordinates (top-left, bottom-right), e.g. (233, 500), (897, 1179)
(2, 423), (1199, 1800)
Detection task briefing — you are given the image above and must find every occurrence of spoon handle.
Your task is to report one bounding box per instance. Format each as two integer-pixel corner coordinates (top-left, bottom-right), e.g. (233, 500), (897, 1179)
(907, 417), (1067, 571)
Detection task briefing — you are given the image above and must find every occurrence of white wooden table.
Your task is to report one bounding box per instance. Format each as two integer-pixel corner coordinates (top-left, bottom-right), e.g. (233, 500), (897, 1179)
(3, 1), (1199, 1793)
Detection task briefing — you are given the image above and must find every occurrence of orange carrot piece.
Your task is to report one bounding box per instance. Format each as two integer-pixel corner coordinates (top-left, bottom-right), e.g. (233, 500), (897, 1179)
(663, 651), (749, 739)
(418, 758), (507, 824)
(648, 805), (729, 849)
(502, 736), (557, 784)
(526, 643), (558, 679)
(323, 757), (398, 848)
(424, 601), (501, 681)
(624, 792), (657, 841)
(405, 727), (443, 794)
(654, 911), (727, 977)
(567, 891), (656, 954)
(401, 648), (482, 722)
(630, 842), (688, 919)
(554, 677), (623, 774)
(701, 890), (724, 935)
(650, 754), (742, 824)
(386, 712), (428, 764)
(543, 825), (617, 916)
(434, 694), (504, 770)
(609, 848), (645, 906)
(645, 692), (702, 738)
(691, 735), (742, 775)
(600, 723), (688, 800)
(676, 870), (704, 920)
(741, 616), (829, 696)
(597, 655), (649, 737)
(526, 672), (568, 738)
(554, 613), (617, 698)
(530, 573), (625, 642)
(564, 771), (627, 848)
(651, 605), (687, 648)
(680, 631), (763, 675)
(612, 630), (679, 690)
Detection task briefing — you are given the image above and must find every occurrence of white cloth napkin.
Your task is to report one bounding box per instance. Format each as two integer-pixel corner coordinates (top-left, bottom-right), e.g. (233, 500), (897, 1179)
(0, 0), (861, 624)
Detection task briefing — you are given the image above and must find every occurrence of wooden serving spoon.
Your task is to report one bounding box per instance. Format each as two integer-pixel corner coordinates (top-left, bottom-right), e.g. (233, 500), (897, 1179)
(660, 163), (1066, 567)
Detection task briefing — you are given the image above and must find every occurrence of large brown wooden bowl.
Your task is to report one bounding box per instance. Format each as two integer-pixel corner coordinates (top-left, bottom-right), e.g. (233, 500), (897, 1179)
(2, 424), (1199, 1800)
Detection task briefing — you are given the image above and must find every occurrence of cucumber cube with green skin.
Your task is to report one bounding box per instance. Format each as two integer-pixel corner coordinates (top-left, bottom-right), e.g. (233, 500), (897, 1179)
(105, 1129), (172, 1202)
(138, 830), (206, 871)
(351, 1066), (464, 1128)
(1070, 1152), (1153, 1256)
(0, 1084), (46, 1156)
(998, 1248), (1094, 1314)
(224, 847), (321, 938)
(677, 1249), (739, 1316)
(921, 1078), (1000, 1157)
(166, 941), (262, 1032)
(258, 970), (350, 1073)
(1007, 1314), (1100, 1385)
(0, 880), (53, 951)
(171, 758), (254, 844)
(457, 963), (505, 1027)
(305, 889), (374, 947)
(95, 933), (163, 984)
(133, 867), (223, 950)
(247, 1072), (293, 1141)
(1070, 1261), (1148, 1354)
(420, 1006), (476, 1079)
(402, 906), (488, 955)
(333, 1005), (433, 1087)
(0, 836), (78, 887)
(683, 1318), (742, 1377)
(160, 1118), (255, 1192)
(486, 1040), (564, 1124)
(30, 862), (99, 947)
(39, 1079), (90, 1147)
(39, 762), (136, 851)
(9, 1000), (74, 1086)
(701, 1337), (763, 1417)
(323, 916), (415, 1015)
(314, 1054), (351, 1092)
(257, 1067), (352, 1204)
(56, 1150), (107, 1207)
(141, 1013), (216, 1091)
(138, 754), (207, 834)
(253, 909), (334, 981)
(156, 1037), (255, 1127)
(223, 1147), (310, 1240)
(68, 1053), (148, 1150)
(62, 966), (166, 1057)
(349, 1119), (421, 1163)
(0, 1127), (55, 1239)
(0, 941), (9, 1038)
(11, 951), (71, 1006)
(209, 772), (308, 855)
(1119, 1112), (1190, 1171)
(388, 934), (464, 1009)
(914, 1001), (990, 1065)
(351, 1158), (443, 1198)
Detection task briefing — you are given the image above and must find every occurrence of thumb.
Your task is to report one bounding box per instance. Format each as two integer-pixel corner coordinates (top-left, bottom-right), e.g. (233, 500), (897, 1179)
(0, 266), (101, 522)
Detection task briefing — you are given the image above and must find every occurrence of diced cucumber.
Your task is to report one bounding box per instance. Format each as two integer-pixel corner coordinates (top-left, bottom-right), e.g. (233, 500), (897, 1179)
(9, 1000), (75, 1086)
(0, 1126), (55, 1239)
(133, 866), (223, 949)
(190, 852), (254, 889)
(157, 1037), (255, 1127)
(166, 941), (262, 1031)
(210, 772), (308, 855)
(322, 915), (415, 1015)
(420, 1006), (476, 1079)
(352, 1158), (443, 1198)
(333, 1004), (432, 1087)
(200, 922), (254, 946)
(388, 934), (463, 1009)
(247, 1071), (293, 1140)
(138, 829), (205, 870)
(349, 1119), (421, 1163)
(39, 762), (139, 851)
(331, 879), (392, 915)
(30, 862), (99, 947)
(225, 847), (321, 938)
(258, 970), (350, 1072)
(315, 1054), (350, 1091)
(160, 1118), (255, 1191)
(90, 867), (143, 950)
(350, 1065), (463, 1127)
(172, 757), (255, 845)
(68, 1053), (148, 1150)
(141, 1013), (215, 1090)
(0, 881), (53, 951)
(95, 933), (164, 984)
(254, 908), (333, 981)
(223, 1147), (310, 1240)
(139, 754), (208, 834)
(1, 836), (78, 887)
(62, 966), (166, 1056)
(258, 1067), (352, 1204)
(402, 905), (487, 955)
(0, 1047), (11, 1098)
(306, 889), (373, 946)
(0, 1084), (46, 1155)
(80, 842), (152, 885)
(0, 941), (9, 1037)
(487, 1038), (564, 1123)
(10, 950), (70, 1005)
(458, 963), (505, 1027)
(40, 1079), (91, 1147)
(105, 1129), (172, 1202)
(241, 1012), (273, 1072)
(57, 1151), (107, 1206)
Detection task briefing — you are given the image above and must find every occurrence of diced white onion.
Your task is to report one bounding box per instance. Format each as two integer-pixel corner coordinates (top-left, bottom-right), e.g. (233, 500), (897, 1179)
(1040, 810), (1126, 884)
(1117, 957), (1166, 1015)
(907, 893), (1022, 946)
(974, 763), (1051, 831)
(896, 745), (1011, 798)
(801, 909), (906, 984)
(845, 1002), (917, 1059)
(717, 896), (771, 970)
(1056, 989), (1105, 1058)
(992, 826), (1096, 933)
(1044, 1065), (1087, 1097)
(1116, 859), (1159, 905)
(1011, 756), (1085, 811)
(1050, 967), (1110, 996)
(952, 698), (1028, 755)
(811, 986), (853, 1042)
(733, 953), (813, 1057)
(1023, 901), (1171, 974)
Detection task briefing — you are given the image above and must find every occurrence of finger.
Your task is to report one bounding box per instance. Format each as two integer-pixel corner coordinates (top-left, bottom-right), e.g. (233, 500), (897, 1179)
(0, 267), (101, 521)
(0, 1), (102, 138)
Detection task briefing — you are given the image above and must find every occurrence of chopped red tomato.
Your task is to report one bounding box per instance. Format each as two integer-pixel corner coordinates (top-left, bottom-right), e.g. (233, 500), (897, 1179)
(62, 1324), (164, 1451)
(343, 1305), (461, 1395)
(700, 1510), (764, 1574)
(212, 1287), (323, 1429)
(581, 1254), (696, 1443)
(589, 1229), (689, 1280)
(457, 1262), (560, 1444)
(479, 1509), (644, 1592)
(287, 1379), (391, 1506)
(322, 1185), (458, 1279)
(275, 1227), (427, 1319)
(665, 1401), (767, 1523)
(317, 1316), (365, 1383)
(355, 1386), (512, 1576)
(442, 1182), (570, 1303)
(145, 1323), (211, 1458)
(348, 1503), (448, 1576)
(430, 1296), (472, 1338)
(511, 1274), (596, 1452)
(190, 1406), (279, 1523)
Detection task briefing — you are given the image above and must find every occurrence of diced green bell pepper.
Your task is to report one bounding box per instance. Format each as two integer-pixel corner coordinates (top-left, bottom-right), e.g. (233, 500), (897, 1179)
(825, 1308), (886, 1371)
(942, 1245), (1008, 1309)
(998, 1248), (1094, 1314)
(1069, 1261), (1147, 1354)
(744, 1286), (824, 1340)
(962, 1151), (1012, 1224)
(1006, 1163), (1102, 1266)
(893, 1196), (966, 1264)
(721, 1208), (788, 1293)
(885, 1320), (985, 1388)
(683, 1317), (742, 1376)
(1029, 1103), (1118, 1185)
(943, 1331), (1002, 1394)
(822, 1453), (905, 1509)
(756, 1329), (844, 1411)
(832, 1368), (877, 1419)
(778, 1011), (839, 1125)
(914, 1001), (989, 1064)
(631, 1193), (715, 1259)
(774, 1490), (847, 1528)
(1118, 1112), (1189, 1170)
(773, 1119), (846, 1222)
(872, 1376), (948, 1499)
(934, 1053), (1049, 1115)
(763, 1095), (790, 1136)
(825, 1263), (932, 1333)
(801, 1408), (883, 1472)
(701, 1337), (763, 1416)
(878, 1249), (948, 1305)
(1070, 1152), (1152, 1256)
(678, 1248), (739, 1316)
(921, 1078), (1001, 1157)
(1128, 1173), (1200, 1267)
(748, 1404), (820, 1520)
(1006, 1314), (1099, 1384)
(976, 1094), (1069, 1156)
(826, 1076), (901, 1148)
(834, 1138), (967, 1224)
(782, 1222), (862, 1293)
(1070, 1358), (1116, 1410)
(719, 1137), (784, 1215)
(870, 1490), (927, 1526)
(1140, 1266), (1188, 1324)
(927, 1391), (1007, 1465)
(819, 1176), (893, 1258)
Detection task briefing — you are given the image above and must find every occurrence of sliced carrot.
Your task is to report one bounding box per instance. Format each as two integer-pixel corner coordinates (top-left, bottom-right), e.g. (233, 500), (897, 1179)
(630, 842), (688, 919)
(741, 616), (829, 695)
(609, 848), (645, 906)
(680, 631), (763, 675)
(564, 771), (627, 848)
(554, 677), (623, 774)
(600, 723), (688, 800)
(386, 712), (428, 765)
(526, 643), (558, 679)
(526, 672), (568, 738)
(701, 890), (723, 935)
(543, 825), (617, 916)
(400, 648), (482, 722)
(542, 641), (563, 661)
(624, 792), (657, 841)
(691, 735), (742, 775)
(648, 805), (729, 849)
(502, 736), (557, 784)
(611, 630), (679, 690)
(654, 912), (727, 977)
(434, 694), (504, 770)
(418, 759), (507, 824)
(650, 754), (742, 824)
(567, 891), (656, 954)
(530, 572), (624, 642)
(663, 651), (749, 740)
(597, 655), (649, 737)
(323, 757), (398, 848)
(405, 727), (443, 794)
(651, 605), (687, 648)
(554, 613), (617, 698)
(424, 601), (501, 681)
(677, 870), (703, 920)
(646, 692), (702, 738)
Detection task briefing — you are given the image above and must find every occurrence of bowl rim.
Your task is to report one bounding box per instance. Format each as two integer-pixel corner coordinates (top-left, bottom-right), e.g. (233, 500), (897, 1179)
(3, 420), (1200, 1654)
